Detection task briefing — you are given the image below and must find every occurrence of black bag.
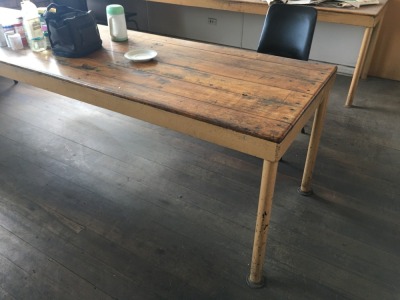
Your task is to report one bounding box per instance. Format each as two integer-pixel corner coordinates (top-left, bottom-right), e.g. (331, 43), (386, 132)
(44, 3), (102, 58)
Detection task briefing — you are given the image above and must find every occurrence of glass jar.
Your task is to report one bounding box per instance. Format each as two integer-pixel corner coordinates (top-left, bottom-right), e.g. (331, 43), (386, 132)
(31, 36), (46, 52)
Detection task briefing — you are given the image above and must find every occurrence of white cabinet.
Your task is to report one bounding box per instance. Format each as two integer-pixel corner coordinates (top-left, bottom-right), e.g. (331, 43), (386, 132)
(146, 2), (363, 75)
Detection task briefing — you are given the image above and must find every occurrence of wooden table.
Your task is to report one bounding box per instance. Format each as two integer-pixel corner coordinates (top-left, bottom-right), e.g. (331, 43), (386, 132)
(0, 16), (337, 287)
(147, 0), (388, 107)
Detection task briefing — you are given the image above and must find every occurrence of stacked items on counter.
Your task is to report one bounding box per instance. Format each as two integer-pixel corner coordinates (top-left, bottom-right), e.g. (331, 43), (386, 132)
(0, 0), (50, 52)
(0, 14), (27, 50)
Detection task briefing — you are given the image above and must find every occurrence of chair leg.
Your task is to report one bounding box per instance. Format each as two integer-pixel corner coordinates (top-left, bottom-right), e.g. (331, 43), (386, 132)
(280, 127), (305, 162)
(126, 13), (139, 30)
(131, 20), (139, 30)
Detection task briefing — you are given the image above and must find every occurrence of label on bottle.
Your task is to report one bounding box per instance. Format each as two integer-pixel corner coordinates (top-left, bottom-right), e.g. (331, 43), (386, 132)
(13, 23), (28, 47)
(24, 17), (43, 40)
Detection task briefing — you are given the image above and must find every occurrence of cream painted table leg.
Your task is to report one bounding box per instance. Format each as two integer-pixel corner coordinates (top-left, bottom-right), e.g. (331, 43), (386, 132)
(299, 96), (329, 194)
(361, 18), (384, 79)
(345, 27), (373, 107)
(247, 159), (279, 288)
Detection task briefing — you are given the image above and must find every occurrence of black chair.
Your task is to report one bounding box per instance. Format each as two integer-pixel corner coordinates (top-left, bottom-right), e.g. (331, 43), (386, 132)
(257, 3), (317, 134)
(257, 3), (317, 61)
(86, 0), (139, 30)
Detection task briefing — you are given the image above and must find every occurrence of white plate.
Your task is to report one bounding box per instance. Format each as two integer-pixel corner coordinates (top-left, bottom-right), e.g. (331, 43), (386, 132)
(124, 49), (157, 62)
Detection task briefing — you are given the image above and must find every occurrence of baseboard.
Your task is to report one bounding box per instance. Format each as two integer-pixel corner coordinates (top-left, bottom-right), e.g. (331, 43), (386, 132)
(336, 65), (355, 76)
(310, 60), (354, 77)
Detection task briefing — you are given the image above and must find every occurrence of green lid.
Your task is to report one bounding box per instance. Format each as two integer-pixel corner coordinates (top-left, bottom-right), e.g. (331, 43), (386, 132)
(106, 4), (124, 15)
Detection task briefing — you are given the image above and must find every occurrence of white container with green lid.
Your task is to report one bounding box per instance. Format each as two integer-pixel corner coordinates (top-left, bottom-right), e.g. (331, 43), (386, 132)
(106, 4), (128, 42)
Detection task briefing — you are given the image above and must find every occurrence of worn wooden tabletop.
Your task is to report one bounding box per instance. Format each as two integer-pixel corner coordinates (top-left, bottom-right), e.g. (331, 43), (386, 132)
(0, 25), (336, 148)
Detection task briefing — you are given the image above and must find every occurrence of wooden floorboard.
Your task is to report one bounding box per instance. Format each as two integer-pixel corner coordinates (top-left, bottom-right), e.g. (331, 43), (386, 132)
(0, 75), (399, 299)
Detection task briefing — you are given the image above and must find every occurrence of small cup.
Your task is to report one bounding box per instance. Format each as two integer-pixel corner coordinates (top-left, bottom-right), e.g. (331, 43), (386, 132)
(4, 31), (15, 48)
(9, 33), (24, 50)
(31, 36), (47, 52)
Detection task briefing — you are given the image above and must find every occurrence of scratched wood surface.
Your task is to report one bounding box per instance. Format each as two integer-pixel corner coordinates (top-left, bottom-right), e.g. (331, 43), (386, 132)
(0, 23), (335, 145)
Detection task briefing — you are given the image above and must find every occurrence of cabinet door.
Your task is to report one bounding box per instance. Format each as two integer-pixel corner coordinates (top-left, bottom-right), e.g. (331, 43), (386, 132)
(369, 0), (400, 81)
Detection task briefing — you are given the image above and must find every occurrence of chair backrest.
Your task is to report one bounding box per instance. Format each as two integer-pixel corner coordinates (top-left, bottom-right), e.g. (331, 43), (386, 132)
(86, 0), (108, 25)
(257, 4), (317, 61)
(52, 0), (88, 11)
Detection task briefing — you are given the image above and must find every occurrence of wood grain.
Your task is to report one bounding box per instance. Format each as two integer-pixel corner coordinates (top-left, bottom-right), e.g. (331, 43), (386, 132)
(0, 24), (336, 157)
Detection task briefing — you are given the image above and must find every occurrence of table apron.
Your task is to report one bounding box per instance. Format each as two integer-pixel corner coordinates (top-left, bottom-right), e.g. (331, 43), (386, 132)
(0, 62), (288, 161)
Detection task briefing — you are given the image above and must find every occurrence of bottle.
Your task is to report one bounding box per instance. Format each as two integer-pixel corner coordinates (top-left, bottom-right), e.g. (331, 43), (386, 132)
(30, 36), (46, 51)
(0, 25), (7, 47)
(2, 24), (15, 48)
(8, 33), (24, 50)
(14, 17), (28, 47)
(20, 0), (46, 52)
(106, 4), (128, 42)
(38, 7), (50, 49)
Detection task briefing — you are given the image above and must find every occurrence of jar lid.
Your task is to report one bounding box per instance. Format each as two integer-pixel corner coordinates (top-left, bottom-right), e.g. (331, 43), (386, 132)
(106, 4), (124, 15)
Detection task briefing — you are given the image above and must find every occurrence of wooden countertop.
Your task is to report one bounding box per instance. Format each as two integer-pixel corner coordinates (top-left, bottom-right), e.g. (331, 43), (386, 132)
(146, 0), (389, 26)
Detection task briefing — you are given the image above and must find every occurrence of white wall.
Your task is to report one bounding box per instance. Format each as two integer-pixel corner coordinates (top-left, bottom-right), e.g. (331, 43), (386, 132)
(144, 2), (365, 75)
(146, 3), (243, 47)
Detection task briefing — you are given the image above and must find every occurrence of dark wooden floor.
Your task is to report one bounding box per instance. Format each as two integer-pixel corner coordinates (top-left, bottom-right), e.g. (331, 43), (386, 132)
(0, 74), (399, 300)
